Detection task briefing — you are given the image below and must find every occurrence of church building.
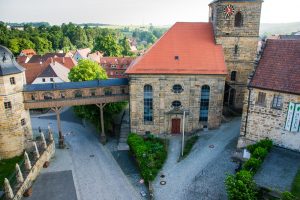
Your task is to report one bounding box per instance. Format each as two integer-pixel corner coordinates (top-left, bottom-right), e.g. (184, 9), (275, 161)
(126, 0), (262, 135)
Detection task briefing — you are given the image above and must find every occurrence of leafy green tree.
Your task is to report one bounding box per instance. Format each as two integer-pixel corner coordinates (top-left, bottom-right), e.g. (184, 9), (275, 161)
(93, 32), (122, 56)
(32, 36), (52, 54)
(69, 59), (126, 133)
(73, 27), (89, 48)
(120, 37), (134, 56)
(69, 59), (107, 81)
(61, 36), (74, 52)
(8, 38), (35, 54)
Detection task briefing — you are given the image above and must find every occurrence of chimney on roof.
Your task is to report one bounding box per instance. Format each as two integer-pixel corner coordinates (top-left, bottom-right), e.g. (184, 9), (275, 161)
(51, 57), (53, 64)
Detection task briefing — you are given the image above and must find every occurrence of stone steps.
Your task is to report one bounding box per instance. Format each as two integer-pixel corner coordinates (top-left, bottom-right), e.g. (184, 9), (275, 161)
(117, 107), (130, 151)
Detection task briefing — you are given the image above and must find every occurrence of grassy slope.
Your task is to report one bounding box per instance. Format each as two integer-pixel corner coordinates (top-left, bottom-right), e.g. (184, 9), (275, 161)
(291, 169), (300, 199)
(0, 155), (23, 188)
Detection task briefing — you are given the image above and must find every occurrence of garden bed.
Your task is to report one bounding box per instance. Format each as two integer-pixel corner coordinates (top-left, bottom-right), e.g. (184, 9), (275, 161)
(127, 133), (167, 183)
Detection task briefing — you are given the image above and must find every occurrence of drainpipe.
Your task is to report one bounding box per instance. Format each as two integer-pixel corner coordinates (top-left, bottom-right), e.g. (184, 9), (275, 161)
(244, 87), (252, 136)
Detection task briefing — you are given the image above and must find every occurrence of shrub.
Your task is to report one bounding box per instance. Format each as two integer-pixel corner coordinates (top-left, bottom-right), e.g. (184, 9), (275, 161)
(127, 133), (167, 182)
(225, 170), (258, 200)
(281, 191), (296, 200)
(247, 139), (273, 154)
(243, 158), (262, 173)
(252, 147), (268, 160)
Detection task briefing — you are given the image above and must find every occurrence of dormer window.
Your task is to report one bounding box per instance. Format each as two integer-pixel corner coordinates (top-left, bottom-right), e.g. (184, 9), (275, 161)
(111, 65), (116, 69)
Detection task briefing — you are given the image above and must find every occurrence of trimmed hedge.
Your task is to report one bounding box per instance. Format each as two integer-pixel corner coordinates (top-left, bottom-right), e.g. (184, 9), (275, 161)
(247, 138), (273, 154)
(127, 133), (167, 182)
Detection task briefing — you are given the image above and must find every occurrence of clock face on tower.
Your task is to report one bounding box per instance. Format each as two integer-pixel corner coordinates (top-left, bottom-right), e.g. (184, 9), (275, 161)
(224, 5), (235, 18)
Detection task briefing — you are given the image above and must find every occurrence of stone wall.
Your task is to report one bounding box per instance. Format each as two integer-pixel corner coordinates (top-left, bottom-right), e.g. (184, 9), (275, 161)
(238, 88), (300, 151)
(209, 0), (262, 109)
(129, 74), (225, 135)
(0, 72), (32, 159)
(12, 140), (55, 200)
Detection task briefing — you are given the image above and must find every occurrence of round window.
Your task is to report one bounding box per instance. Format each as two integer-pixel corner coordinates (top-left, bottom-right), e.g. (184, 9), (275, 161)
(172, 101), (182, 109)
(172, 84), (183, 93)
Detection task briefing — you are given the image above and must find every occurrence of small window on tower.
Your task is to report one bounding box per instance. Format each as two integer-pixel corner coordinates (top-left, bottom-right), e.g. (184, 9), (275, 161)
(4, 101), (12, 109)
(21, 119), (26, 126)
(234, 45), (239, 54)
(10, 77), (15, 85)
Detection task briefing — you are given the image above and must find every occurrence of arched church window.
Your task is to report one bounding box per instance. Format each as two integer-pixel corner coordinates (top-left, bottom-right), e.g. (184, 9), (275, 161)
(235, 12), (243, 27)
(199, 85), (210, 122)
(144, 85), (153, 122)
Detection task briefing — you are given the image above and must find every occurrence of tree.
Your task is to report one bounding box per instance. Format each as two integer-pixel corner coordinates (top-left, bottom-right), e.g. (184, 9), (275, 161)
(69, 59), (107, 81)
(68, 59), (126, 134)
(120, 37), (134, 56)
(93, 32), (122, 56)
(32, 36), (52, 54)
(73, 26), (89, 48)
(61, 36), (74, 52)
(8, 38), (35, 54)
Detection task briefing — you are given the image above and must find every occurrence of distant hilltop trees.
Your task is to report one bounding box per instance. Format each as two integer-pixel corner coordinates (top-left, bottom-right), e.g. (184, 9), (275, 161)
(0, 21), (167, 56)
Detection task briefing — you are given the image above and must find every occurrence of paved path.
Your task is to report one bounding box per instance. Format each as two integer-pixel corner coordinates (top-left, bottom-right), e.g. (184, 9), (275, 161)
(153, 118), (241, 200)
(28, 116), (141, 200)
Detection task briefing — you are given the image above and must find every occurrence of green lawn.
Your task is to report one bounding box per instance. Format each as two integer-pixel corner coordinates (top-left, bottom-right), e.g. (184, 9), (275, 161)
(182, 135), (199, 158)
(291, 168), (300, 199)
(0, 155), (23, 188)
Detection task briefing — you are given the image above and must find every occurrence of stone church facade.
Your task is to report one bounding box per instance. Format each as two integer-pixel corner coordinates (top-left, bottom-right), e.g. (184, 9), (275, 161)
(126, 0), (263, 135)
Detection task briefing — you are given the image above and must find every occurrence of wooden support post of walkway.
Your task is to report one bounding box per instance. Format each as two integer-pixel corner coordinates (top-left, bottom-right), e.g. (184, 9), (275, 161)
(51, 107), (64, 148)
(96, 103), (107, 144)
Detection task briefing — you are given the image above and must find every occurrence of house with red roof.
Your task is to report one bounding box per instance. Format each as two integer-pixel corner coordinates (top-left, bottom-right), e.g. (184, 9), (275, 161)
(73, 48), (91, 61)
(126, 22), (227, 134)
(101, 57), (135, 78)
(126, 0), (263, 135)
(238, 39), (300, 151)
(20, 49), (36, 57)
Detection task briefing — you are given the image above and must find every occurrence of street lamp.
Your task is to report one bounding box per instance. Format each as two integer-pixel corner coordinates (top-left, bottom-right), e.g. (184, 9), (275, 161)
(181, 110), (186, 157)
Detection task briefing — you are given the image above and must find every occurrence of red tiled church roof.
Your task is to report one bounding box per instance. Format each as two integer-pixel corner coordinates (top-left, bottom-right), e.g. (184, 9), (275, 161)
(250, 39), (300, 95)
(126, 22), (227, 75)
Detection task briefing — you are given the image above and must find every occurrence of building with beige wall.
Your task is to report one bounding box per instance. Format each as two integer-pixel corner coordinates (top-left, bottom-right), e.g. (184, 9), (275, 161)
(0, 45), (32, 159)
(209, 0), (263, 110)
(126, 23), (227, 135)
(238, 40), (300, 151)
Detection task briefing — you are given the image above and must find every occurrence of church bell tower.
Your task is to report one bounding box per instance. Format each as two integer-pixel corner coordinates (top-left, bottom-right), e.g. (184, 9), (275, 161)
(209, 0), (263, 111)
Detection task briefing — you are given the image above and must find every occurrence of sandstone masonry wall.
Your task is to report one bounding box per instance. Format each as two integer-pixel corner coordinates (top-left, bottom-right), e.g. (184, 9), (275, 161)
(0, 72), (32, 159)
(129, 74), (225, 135)
(238, 88), (300, 151)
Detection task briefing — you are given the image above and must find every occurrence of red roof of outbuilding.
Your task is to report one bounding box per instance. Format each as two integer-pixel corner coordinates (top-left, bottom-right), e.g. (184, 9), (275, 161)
(126, 22), (227, 75)
(250, 39), (300, 95)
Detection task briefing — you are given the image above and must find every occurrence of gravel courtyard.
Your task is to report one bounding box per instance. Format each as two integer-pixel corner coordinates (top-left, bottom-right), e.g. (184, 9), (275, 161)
(28, 109), (141, 200)
(153, 117), (241, 200)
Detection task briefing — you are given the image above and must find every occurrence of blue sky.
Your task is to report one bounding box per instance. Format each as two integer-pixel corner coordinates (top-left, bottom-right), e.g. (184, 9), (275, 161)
(0, 0), (299, 25)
